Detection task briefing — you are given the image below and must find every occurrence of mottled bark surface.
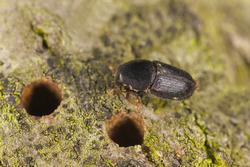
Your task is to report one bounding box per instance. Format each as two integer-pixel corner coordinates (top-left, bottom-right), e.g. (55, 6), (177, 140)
(0, 0), (250, 166)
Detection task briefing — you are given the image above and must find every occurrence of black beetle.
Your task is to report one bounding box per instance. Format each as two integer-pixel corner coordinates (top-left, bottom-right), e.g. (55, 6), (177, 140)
(116, 60), (196, 100)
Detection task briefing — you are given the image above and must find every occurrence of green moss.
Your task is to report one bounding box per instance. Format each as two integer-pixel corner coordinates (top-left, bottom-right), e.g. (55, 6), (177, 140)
(0, 81), (20, 129)
(1, 0), (250, 166)
(143, 132), (168, 166)
(102, 159), (115, 167)
(195, 155), (227, 167)
(20, 6), (72, 57)
(0, 136), (3, 161)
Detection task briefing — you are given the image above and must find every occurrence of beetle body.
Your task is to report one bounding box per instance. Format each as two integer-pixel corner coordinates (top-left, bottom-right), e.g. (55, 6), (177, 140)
(116, 60), (196, 100)
(150, 61), (196, 100)
(116, 60), (156, 91)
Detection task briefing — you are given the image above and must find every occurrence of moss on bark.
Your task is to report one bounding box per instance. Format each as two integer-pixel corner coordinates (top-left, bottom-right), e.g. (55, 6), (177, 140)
(0, 0), (250, 166)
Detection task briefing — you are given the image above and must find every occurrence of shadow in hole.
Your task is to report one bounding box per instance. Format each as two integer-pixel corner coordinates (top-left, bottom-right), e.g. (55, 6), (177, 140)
(22, 81), (62, 116)
(109, 117), (144, 147)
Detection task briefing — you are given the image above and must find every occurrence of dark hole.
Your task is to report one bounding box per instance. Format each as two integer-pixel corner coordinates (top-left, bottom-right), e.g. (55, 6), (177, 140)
(42, 38), (49, 50)
(106, 112), (144, 147)
(110, 118), (143, 147)
(21, 79), (62, 116)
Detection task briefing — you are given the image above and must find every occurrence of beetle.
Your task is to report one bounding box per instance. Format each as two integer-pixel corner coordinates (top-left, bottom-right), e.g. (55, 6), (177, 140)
(116, 59), (196, 100)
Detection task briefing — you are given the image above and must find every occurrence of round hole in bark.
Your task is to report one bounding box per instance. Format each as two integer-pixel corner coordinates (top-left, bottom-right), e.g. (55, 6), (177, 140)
(21, 79), (62, 116)
(106, 112), (145, 147)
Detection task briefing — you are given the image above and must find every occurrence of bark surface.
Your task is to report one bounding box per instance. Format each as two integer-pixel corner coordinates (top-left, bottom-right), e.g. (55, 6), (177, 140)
(0, 0), (250, 166)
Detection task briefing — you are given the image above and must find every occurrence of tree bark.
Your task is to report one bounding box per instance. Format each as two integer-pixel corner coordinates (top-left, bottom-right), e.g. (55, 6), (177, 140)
(0, 0), (250, 166)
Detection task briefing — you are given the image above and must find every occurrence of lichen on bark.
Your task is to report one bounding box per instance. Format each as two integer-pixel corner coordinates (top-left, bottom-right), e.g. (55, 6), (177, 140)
(0, 0), (250, 166)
